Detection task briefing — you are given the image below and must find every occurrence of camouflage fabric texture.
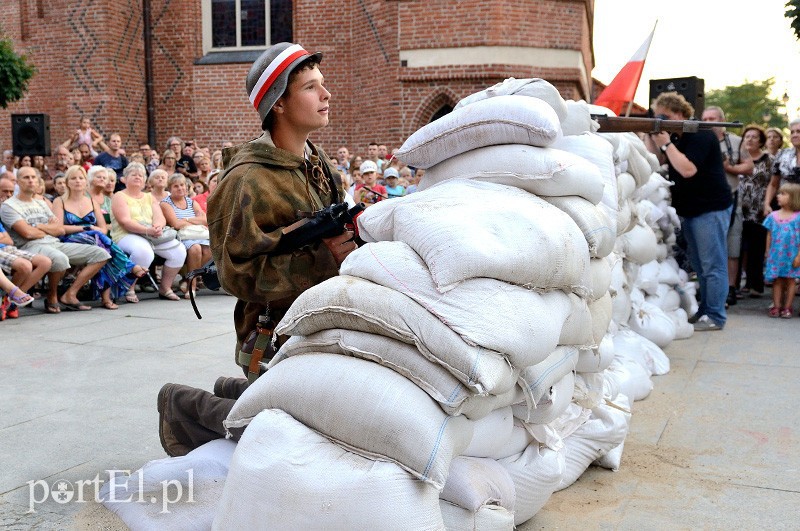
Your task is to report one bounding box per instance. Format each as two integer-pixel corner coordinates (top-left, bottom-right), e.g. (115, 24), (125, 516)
(208, 132), (343, 361)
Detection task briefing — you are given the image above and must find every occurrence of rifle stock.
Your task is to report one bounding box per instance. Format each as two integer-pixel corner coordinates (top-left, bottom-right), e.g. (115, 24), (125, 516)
(592, 115), (744, 134)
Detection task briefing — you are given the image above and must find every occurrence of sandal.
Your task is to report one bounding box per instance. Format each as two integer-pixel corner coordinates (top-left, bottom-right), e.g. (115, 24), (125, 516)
(44, 301), (61, 314)
(781, 308), (792, 319)
(158, 290), (180, 301)
(102, 299), (119, 310)
(8, 287), (34, 308)
(125, 290), (139, 304)
(768, 307), (780, 318)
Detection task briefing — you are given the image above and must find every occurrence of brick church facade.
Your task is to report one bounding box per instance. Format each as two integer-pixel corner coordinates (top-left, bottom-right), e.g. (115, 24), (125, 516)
(1, 0), (595, 158)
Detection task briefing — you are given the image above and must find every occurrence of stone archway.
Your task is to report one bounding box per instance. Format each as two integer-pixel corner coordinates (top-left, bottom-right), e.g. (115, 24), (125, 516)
(412, 88), (460, 132)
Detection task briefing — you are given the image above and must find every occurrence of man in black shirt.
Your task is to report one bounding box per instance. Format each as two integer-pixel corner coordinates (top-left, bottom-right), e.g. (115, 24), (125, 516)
(644, 92), (732, 331)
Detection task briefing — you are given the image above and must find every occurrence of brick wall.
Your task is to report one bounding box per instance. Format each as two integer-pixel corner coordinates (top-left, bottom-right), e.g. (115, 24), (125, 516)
(1, 0), (594, 165)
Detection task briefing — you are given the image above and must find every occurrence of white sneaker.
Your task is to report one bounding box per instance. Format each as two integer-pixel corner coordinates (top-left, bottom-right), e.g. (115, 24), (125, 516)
(693, 315), (723, 332)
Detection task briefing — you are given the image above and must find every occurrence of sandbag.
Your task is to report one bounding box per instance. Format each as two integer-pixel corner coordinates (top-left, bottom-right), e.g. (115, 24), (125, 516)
(657, 258), (682, 286)
(275, 275), (517, 395)
(543, 195), (616, 258)
(454, 77), (568, 122)
(588, 256), (613, 301)
(636, 260), (661, 295)
(616, 172), (637, 201)
(463, 407), (515, 458)
(356, 180), (591, 295)
(618, 222), (659, 265)
(341, 241), (574, 369)
(626, 146), (653, 187)
(645, 283), (681, 312)
(513, 371), (575, 425)
(668, 308), (695, 340)
(616, 199), (633, 236)
(419, 143), (605, 205)
(272, 330), (518, 420)
(215, 409), (444, 530)
(395, 95), (560, 168)
(606, 357), (653, 401)
(593, 394), (632, 471)
(498, 443), (565, 525)
(225, 355), (474, 489)
(549, 133), (616, 210)
(576, 332), (615, 373)
(440, 457), (516, 512)
(556, 400), (631, 491)
(560, 99), (598, 136)
(588, 292), (613, 347)
(558, 293), (594, 347)
(492, 419), (535, 460)
(612, 328), (671, 376)
(518, 347), (579, 410)
(440, 500), (515, 531)
(628, 301), (677, 348)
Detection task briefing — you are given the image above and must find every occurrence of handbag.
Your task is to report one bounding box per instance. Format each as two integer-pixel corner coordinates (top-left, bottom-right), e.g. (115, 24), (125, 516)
(177, 224), (210, 241)
(142, 225), (179, 246)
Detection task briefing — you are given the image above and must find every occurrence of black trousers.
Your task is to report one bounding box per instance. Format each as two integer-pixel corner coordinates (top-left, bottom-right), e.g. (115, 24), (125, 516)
(741, 220), (767, 293)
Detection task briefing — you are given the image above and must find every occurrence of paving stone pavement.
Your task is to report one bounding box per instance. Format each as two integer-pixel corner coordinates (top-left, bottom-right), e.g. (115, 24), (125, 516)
(1, 290), (798, 529)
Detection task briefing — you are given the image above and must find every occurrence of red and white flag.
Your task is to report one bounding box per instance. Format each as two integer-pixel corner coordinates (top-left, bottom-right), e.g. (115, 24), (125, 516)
(594, 24), (656, 116)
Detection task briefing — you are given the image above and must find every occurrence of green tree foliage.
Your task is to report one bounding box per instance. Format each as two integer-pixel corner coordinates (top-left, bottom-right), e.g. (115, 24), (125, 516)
(705, 79), (786, 127)
(787, 0), (800, 39)
(0, 32), (35, 109)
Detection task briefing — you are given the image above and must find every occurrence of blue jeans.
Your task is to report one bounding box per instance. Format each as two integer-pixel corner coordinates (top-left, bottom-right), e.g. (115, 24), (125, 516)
(681, 206), (732, 327)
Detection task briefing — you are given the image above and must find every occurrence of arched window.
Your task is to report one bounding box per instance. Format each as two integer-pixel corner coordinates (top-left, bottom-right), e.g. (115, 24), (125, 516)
(429, 104), (454, 123)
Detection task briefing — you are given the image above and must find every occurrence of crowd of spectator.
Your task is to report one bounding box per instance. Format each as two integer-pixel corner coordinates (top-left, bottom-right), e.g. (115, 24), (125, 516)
(0, 120), (422, 320)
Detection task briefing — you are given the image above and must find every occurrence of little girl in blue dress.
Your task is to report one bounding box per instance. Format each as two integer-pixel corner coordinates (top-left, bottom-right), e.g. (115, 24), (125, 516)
(763, 183), (800, 318)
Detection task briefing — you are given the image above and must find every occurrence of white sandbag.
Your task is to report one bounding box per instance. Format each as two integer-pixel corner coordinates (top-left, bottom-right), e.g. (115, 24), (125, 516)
(655, 242), (669, 262)
(526, 403), (591, 450)
(606, 357), (653, 401)
(454, 77), (568, 122)
(519, 347), (579, 410)
(463, 407), (515, 458)
(636, 260), (661, 295)
(225, 355), (473, 489)
(559, 294), (594, 347)
(272, 330), (518, 420)
(657, 258), (682, 285)
(645, 283), (681, 312)
(668, 308), (695, 340)
(549, 133), (617, 207)
(617, 172), (636, 201)
(498, 443), (565, 525)
(611, 287), (632, 326)
(396, 95), (560, 168)
(357, 179), (591, 295)
(589, 257), (612, 301)
(618, 222), (659, 264)
(215, 409), (444, 530)
(492, 419), (535, 460)
(513, 371), (575, 425)
(576, 332), (615, 373)
(628, 301), (677, 348)
(341, 241), (574, 369)
(572, 371), (606, 410)
(441, 457), (516, 512)
(440, 500), (515, 531)
(588, 292), (613, 347)
(616, 199), (633, 236)
(275, 275), (517, 395)
(556, 400), (632, 491)
(543, 196), (616, 258)
(560, 99), (598, 136)
(626, 146), (654, 187)
(676, 281), (699, 317)
(636, 198), (665, 228)
(101, 439), (236, 531)
(634, 171), (673, 202)
(419, 143), (605, 205)
(593, 394), (632, 471)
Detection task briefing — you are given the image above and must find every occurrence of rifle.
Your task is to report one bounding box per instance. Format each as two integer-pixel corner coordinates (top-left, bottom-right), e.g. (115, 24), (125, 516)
(592, 115), (744, 134)
(186, 201), (365, 319)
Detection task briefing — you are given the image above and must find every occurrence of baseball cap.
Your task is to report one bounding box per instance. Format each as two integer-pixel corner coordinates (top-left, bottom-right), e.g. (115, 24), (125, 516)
(383, 167), (399, 179)
(359, 160), (378, 174)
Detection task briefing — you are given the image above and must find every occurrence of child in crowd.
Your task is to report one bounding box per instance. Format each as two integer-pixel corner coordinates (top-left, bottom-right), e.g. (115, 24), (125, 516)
(763, 182), (800, 318)
(354, 160), (386, 207)
(383, 167), (405, 198)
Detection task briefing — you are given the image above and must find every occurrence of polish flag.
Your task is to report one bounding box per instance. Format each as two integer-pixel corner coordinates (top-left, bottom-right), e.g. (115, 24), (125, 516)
(594, 24), (656, 116)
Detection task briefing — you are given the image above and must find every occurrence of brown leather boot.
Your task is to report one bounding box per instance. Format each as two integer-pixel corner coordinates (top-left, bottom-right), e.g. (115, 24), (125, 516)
(157, 383), (238, 457)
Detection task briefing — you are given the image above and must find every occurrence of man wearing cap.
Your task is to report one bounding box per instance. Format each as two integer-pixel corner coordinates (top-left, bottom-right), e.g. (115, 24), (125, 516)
(157, 42), (356, 457)
(354, 159), (387, 206)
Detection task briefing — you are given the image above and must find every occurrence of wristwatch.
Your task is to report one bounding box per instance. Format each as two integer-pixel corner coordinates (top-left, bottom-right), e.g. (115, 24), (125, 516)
(660, 141), (672, 153)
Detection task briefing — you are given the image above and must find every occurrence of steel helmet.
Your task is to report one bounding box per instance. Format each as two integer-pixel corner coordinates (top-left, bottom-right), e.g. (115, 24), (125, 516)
(246, 42), (323, 129)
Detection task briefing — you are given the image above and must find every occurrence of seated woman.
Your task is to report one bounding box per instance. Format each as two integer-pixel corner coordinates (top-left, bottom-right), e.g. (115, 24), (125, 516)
(191, 170), (218, 212)
(147, 169), (170, 203)
(111, 162), (186, 302)
(158, 150), (177, 175)
(87, 165), (112, 228)
(160, 173), (211, 299)
(51, 165), (150, 310)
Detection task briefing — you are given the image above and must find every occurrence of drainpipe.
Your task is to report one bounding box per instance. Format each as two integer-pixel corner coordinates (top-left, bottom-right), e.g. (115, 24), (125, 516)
(143, 0), (156, 147)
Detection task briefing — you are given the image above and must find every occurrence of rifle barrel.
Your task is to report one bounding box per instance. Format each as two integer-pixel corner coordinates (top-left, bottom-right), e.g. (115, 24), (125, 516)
(592, 115), (743, 134)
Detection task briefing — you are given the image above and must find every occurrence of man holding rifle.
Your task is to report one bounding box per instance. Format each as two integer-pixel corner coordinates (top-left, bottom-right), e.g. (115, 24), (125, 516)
(644, 92), (732, 332)
(156, 42), (357, 456)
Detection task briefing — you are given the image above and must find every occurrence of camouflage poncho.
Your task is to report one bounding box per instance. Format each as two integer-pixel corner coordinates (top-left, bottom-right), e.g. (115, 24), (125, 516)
(208, 132), (343, 359)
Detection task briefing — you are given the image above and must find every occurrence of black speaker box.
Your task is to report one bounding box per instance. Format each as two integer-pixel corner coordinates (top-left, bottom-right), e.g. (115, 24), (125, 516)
(649, 77), (705, 118)
(11, 113), (51, 157)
